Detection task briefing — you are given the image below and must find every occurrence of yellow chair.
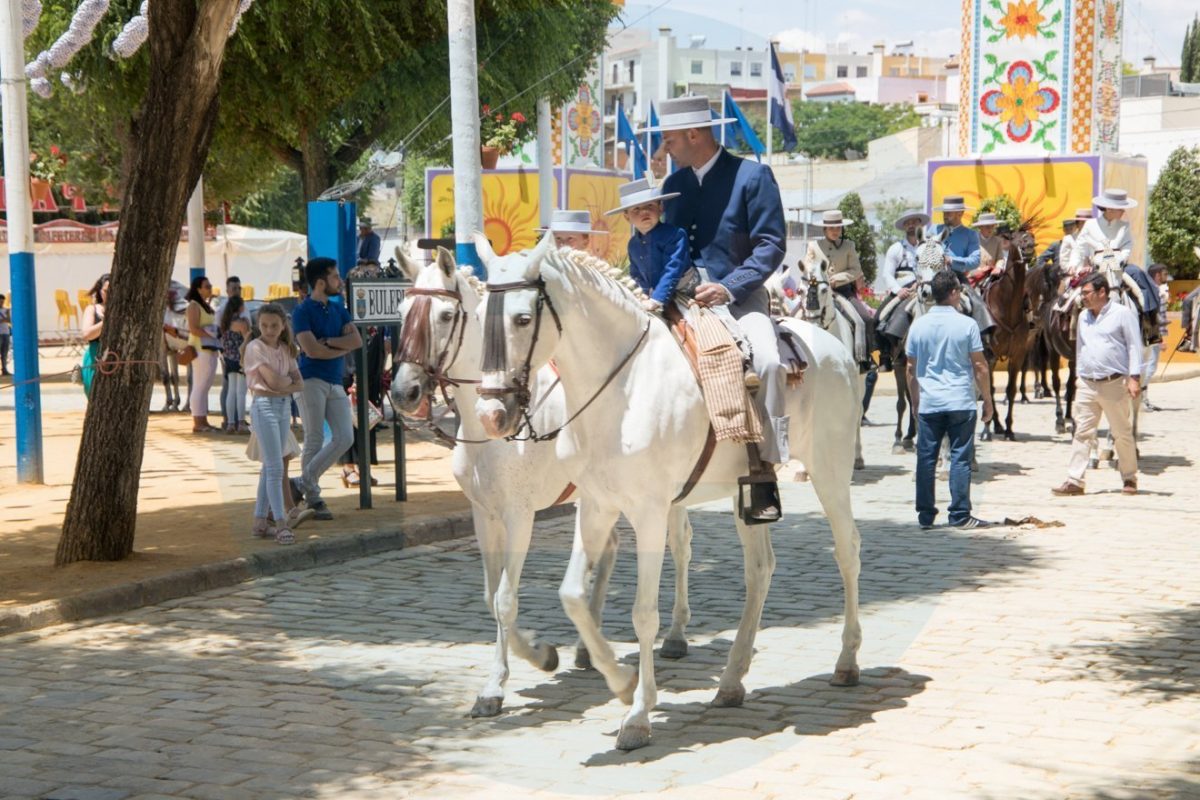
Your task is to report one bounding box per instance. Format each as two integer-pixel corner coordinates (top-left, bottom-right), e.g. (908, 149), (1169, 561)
(241, 285), (255, 301)
(54, 289), (79, 330)
(77, 289), (92, 311)
(266, 283), (289, 300)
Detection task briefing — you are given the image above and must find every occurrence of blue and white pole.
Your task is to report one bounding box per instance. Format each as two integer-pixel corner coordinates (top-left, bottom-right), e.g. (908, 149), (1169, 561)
(186, 178), (206, 283)
(447, 0), (484, 277)
(1, 0), (44, 483)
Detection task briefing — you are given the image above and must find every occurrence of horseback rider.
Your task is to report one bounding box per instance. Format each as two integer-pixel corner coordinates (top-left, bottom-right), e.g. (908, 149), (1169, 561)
(876, 210), (929, 372)
(538, 208), (605, 252)
(1036, 216), (1081, 275)
(651, 94), (788, 521)
(808, 209), (873, 371)
(932, 195), (997, 336)
(971, 212), (1004, 281)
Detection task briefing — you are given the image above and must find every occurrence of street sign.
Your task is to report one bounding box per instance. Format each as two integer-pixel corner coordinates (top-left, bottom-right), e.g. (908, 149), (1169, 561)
(350, 279), (407, 323)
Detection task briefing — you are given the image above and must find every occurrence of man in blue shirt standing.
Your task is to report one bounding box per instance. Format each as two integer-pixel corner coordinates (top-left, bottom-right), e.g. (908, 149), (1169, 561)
(292, 257), (362, 520)
(906, 271), (995, 530)
(932, 195), (995, 335)
(357, 218), (381, 265)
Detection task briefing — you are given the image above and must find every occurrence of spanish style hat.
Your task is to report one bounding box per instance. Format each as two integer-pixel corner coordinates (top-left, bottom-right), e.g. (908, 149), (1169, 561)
(1092, 187), (1138, 210)
(894, 210), (930, 231)
(934, 195), (973, 212)
(536, 209), (605, 235)
(358, 217), (374, 228)
(816, 209), (854, 227)
(971, 212), (1000, 227)
(639, 95), (736, 133)
(604, 178), (681, 216)
(1075, 207), (1095, 221)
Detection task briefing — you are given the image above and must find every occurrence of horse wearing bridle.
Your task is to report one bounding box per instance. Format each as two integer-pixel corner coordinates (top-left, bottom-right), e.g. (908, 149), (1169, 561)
(979, 224), (1037, 441)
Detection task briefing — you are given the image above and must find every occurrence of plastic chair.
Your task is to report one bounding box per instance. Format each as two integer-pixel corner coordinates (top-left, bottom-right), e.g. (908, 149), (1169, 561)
(54, 289), (79, 330)
(77, 289), (92, 311)
(241, 285), (254, 301)
(266, 283), (289, 300)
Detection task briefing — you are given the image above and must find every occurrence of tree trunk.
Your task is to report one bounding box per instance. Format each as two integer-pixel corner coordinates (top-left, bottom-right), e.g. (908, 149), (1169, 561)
(57, 0), (243, 565)
(298, 127), (334, 202)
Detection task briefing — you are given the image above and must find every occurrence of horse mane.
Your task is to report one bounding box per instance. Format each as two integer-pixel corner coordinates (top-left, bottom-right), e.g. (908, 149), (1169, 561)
(457, 266), (485, 298)
(544, 247), (649, 309)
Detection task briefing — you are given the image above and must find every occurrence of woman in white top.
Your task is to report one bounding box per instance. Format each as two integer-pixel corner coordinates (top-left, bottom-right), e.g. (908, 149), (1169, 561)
(1069, 189), (1134, 276)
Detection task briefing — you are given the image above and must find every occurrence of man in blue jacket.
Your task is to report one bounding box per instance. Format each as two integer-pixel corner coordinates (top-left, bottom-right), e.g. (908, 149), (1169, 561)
(932, 195), (995, 335)
(653, 95), (788, 520)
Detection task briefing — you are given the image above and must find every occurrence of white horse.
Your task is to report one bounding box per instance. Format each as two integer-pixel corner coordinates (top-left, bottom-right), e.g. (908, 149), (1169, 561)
(766, 252), (865, 470)
(473, 233), (863, 751)
(389, 247), (695, 718)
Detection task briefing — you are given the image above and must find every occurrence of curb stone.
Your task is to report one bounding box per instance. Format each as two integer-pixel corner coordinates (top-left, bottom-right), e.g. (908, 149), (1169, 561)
(0, 505), (574, 638)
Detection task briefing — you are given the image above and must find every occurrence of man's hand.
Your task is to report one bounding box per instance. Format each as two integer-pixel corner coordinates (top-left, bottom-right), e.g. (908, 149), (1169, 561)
(1126, 376), (1140, 399)
(898, 287), (913, 299)
(944, 254), (954, 267)
(694, 282), (730, 307)
(981, 398), (995, 424)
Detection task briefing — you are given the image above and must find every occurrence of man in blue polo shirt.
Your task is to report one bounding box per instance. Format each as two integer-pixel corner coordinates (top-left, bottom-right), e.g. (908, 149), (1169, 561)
(906, 270), (995, 530)
(292, 257), (361, 520)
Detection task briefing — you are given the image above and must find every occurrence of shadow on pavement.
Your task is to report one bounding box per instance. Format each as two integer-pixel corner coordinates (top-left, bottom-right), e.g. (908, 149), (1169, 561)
(1136, 453), (1193, 476)
(1070, 604), (1200, 703)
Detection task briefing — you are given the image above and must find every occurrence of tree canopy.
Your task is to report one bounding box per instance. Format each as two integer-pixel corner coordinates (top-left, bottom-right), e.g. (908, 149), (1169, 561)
(1182, 16), (1200, 83)
(837, 192), (877, 283)
(1147, 146), (1200, 279)
(791, 102), (920, 160)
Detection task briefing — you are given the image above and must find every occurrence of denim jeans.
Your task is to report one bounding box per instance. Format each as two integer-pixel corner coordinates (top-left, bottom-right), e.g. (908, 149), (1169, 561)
(299, 378), (354, 502)
(916, 409), (977, 526)
(250, 395), (291, 522)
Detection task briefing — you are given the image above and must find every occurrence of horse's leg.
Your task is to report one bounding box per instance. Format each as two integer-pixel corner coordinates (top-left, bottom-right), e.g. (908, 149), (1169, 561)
(1065, 359), (1077, 434)
(574, 526), (619, 670)
(710, 512), (777, 709)
(614, 504), (670, 751)
(979, 360), (995, 441)
(808, 462), (862, 685)
(496, 507), (558, 674)
(660, 505), (692, 660)
(1005, 362), (1018, 440)
(1052, 353), (1065, 434)
(854, 374), (866, 469)
(559, 501), (634, 702)
(470, 510), (511, 718)
(893, 354), (909, 455)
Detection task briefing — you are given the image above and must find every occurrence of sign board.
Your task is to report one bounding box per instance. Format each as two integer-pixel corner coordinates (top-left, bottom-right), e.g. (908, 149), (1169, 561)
(349, 279), (407, 324)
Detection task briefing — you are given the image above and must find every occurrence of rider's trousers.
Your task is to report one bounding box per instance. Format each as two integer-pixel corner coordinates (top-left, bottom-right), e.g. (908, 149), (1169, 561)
(730, 289), (788, 465)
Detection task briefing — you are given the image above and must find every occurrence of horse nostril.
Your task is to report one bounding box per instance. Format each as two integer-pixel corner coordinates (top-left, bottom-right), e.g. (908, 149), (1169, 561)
(404, 386), (421, 403)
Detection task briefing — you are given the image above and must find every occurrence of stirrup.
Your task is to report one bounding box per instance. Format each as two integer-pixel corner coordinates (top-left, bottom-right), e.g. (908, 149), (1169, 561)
(738, 444), (783, 524)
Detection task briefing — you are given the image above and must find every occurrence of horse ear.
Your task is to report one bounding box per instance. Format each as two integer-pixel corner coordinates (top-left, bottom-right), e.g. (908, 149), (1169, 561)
(473, 232), (496, 267)
(525, 231), (554, 281)
(435, 246), (456, 279)
(395, 246), (421, 282)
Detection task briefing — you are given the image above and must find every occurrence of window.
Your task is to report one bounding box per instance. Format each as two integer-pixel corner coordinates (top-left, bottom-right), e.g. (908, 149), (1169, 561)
(856, 65), (868, 78)
(750, 62), (762, 77)
(628, 60), (635, 83)
(889, 67), (899, 77)
(730, 62), (743, 76)
(785, 67), (796, 81)
(631, 91), (638, 108)
(804, 64), (816, 79)
(691, 60), (703, 75)
(836, 65), (848, 78)
(612, 63), (618, 84)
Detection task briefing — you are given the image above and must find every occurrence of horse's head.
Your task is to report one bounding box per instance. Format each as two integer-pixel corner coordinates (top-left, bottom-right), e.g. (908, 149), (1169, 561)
(473, 231), (560, 439)
(390, 246), (480, 418)
(800, 251), (835, 327)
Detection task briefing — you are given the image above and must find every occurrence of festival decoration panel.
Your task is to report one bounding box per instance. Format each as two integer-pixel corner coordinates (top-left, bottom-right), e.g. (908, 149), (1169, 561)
(960, 0), (1123, 155)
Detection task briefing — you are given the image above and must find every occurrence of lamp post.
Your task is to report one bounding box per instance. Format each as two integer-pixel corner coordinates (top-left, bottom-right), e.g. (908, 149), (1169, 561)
(447, 0), (484, 276)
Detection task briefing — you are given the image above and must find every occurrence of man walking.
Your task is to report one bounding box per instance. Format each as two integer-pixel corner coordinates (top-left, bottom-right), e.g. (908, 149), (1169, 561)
(906, 270), (995, 530)
(293, 257), (361, 519)
(1052, 273), (1142, 497)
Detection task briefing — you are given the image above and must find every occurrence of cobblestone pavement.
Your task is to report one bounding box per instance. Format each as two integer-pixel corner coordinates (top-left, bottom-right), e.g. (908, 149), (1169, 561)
(2, 380), (1198, 800)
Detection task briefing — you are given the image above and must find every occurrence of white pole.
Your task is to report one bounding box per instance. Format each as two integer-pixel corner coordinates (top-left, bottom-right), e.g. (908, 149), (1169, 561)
(447, 0), (484, 275)
(720, 90), (727, 148)
(536, 97), (554, 226)
(614, 98), (620, 173)
(766, 43), (774, 166)
(186, 178), (206, 282)
(1, 0), (43, 483)
(559, 103), (569, 208)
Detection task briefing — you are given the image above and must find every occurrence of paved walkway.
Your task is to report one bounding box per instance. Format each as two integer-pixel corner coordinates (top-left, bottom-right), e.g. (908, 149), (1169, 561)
(2, 380), (1198, 799)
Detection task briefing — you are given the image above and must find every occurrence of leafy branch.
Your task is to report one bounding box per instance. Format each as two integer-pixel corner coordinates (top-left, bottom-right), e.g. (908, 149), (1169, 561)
(983, 54), (1010, 86)
(1032, 50), (1059, 82)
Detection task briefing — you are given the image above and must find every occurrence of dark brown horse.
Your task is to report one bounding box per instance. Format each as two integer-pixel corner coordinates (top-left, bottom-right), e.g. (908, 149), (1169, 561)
(1024, 254), (1074, 432)
(979, 227), (1037, 440)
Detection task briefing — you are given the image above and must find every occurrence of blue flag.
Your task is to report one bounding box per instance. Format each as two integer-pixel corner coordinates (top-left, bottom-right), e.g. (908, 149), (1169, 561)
(723, 92), (765, 159)
(769, 44), (797, 151)
(648, 103), (663, 156)
(616, 101), (647, 179)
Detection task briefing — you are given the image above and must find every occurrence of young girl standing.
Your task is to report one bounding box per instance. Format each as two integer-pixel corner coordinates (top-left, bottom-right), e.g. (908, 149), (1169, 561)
(219, 296), (251, 433)
(243, 304), (311, 545)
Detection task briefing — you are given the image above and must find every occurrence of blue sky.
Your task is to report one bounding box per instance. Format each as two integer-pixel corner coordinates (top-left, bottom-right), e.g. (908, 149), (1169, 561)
(619, 1), (1188, 69)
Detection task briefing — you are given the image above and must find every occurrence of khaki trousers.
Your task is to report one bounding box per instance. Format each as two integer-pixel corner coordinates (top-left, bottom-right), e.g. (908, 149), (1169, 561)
(1066, 377), (1138, 486)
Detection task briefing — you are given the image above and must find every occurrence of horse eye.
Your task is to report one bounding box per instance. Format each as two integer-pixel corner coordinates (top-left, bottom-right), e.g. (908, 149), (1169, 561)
(515, 314), (533, 327)
(439, 310), (455, 323)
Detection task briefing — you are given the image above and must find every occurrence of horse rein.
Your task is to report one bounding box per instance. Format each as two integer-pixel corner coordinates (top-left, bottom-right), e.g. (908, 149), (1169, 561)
(479, 277), (651, 443)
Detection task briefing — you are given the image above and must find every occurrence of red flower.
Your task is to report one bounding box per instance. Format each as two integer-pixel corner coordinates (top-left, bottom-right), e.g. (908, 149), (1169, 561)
(495, 113), (503, 122)
(482, 104), (490, 114)
(49, 144), (60, 156)
(511, 112), (526, 123)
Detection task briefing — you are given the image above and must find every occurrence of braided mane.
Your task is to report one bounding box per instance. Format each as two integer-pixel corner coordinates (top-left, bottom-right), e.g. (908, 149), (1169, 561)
(543, 247), (650, 308)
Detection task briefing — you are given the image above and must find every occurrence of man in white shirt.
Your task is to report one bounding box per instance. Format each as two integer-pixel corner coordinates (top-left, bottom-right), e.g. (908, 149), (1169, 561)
(1052, 273), (1142, 497)
(877, 210), (929, 371)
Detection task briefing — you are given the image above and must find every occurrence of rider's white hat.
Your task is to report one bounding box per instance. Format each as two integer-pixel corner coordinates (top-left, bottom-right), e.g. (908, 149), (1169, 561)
(894, 210), (930, 231)
(934, 195), (973, 212)
(971, 212), (1001, 228)
(536, 209), (605, 235)
(1075, 207), (1094, 221)
(1092, 187), (1137, 210)
(604, 178), (681, 216)
(639, 95), (735, 132)
(816, 209), (854, 227)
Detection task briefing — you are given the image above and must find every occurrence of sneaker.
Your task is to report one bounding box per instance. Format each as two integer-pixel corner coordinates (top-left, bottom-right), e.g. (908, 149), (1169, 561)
(955, 516), (993, 530)
(1122, 479), (1138, 495)
(286, 506), (316, 529)
(1051, 481), (1085, 496)
(1142, 401), (1160, 413)
(307, 499), (334, 521)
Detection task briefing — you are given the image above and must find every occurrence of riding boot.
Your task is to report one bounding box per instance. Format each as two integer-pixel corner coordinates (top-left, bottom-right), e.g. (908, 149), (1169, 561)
(738, 443), (782, 524)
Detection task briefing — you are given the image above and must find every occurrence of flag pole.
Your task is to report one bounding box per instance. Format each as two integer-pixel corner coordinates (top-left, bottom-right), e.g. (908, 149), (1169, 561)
(720, 91), (727, 149)
(766, 43), (774, 167)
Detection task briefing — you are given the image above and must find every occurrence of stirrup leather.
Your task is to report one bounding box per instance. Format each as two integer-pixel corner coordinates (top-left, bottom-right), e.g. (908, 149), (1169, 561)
(738, 443), (783, 524)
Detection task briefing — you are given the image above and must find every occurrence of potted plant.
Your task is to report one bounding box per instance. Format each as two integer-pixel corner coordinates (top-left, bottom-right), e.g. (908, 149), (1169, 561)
(480, 105), (533, 168)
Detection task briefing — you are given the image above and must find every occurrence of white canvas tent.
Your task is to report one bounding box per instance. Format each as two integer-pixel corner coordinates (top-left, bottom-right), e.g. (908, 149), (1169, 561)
(0, 225), (306, 334)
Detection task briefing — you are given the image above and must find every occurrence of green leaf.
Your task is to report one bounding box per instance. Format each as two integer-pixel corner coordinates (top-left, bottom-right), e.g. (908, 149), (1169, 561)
(985, 53), (999, 65)
(983, 141), (996, 154)
(988, 0), (1003, 11)
(1043, 139), (1056, 151)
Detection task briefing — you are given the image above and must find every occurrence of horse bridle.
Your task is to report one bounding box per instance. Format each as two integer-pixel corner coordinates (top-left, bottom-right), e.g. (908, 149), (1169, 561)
(478, 276), (650, 443)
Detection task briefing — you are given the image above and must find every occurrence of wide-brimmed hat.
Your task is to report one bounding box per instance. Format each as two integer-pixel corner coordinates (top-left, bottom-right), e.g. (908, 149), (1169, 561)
(1092, 188), (1137, 210)
(815, 209), (854, 227)
(894, 210), (930, 231)
(605, 178), (681, 216)
(639, 95), (735, 133)
(971, 212), (1000, 228)
(536, 209), (605, 235)
(1075, 207), (1094, 221)
(358, 217), (374, 228)
(934, 195), (973, 213)
(1061, 216), (1081, 227)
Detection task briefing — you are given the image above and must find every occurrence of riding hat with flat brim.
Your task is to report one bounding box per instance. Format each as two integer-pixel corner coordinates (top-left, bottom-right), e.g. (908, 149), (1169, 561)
(1062, 216), (1081, 227)
(535, 209), (605, 235)
(894, 210), (930, 231)
(934, 195), (973, 212)
(1092, 187), (1138, 210)
(605, 178), (681, 216)
(971, 212), (1000, 228)
(638, 95), (736, 133)
(815, 209), (854, 227)
(358, 217), (374, 228)
(1075, 208), (1094, 221)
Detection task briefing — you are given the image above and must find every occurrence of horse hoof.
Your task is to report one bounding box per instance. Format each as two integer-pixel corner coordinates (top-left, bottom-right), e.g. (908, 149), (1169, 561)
(615, 721), (652, 751)
(830, 668), (860, 687)
(937, 470), (949, 481)
(712, 684), (745, 707)
(1004, 431), (1016, 442)
(574, 645), (593, 671)
(853, 457), (865, 470)
(470, 695), (503, 718)
(892, 444), (907, 456)
(660, 637), (688, 660)
(535, 641), (559, 673)
(1089, 458), (1099, 470)
(613, 666), (639, 705)
(1055, 423), (1066, 435)
(903, 439), (916, 452)
(1020, 397), (1029, 405)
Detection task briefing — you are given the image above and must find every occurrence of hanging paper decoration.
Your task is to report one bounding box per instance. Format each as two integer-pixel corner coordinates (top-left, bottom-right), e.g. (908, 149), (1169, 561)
(111, 0), (148, 58)
(25, 0), (111, 93)
(22, 0), (42, 39)
(229, 0), (253, 35)
(30, 76), (52, 98)
(60, 71), (84, 93)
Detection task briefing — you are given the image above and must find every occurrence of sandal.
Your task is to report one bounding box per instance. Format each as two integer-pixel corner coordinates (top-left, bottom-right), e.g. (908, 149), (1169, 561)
(274, 527), (295, 546)
(341, 468), (360, 488)
(251, 518), (275, 538)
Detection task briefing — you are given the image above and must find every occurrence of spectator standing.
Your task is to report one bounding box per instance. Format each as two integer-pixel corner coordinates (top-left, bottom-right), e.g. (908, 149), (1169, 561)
(185, 276), (221, 432)
(80, 273), (110, 399)
(357, 218), (381, 264)
(216, 276), (249, 427)
(292, 257), (360, 520)
(219, 295), (251, 433)
(906, 270), (995, 530)
(1052, 273), (1142, 496)
(0, 293), (11, 376)
(1140, 264), (1171, 411)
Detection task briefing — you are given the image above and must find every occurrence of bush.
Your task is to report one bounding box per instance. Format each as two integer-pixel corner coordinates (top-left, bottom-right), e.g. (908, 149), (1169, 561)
(837, 192), (877, 283)
(1148, 146), (1200, 279)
